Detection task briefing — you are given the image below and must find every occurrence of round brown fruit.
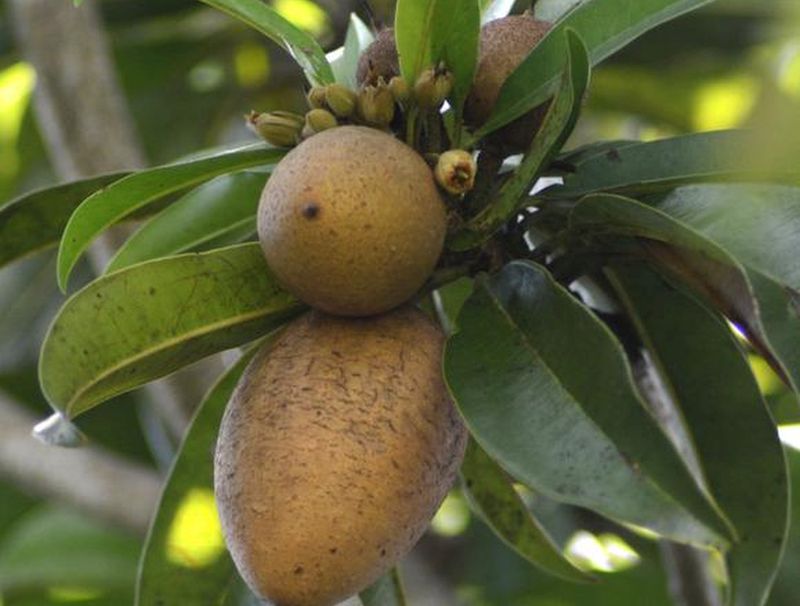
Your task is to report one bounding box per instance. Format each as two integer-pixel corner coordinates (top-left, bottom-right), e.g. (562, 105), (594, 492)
(257, 125), (447, 317)
(214, 306), (467, 606)
(356, 28), (399, 88)
(464, 15), (552, 152)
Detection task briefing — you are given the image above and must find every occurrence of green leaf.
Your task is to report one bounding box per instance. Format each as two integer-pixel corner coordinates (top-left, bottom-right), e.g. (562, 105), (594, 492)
(434, 1), (480, 115)
(444, 261), (731, 547)
(0, 173), (127, 270)
(547, 131), (800, 198)
(535, 0), (588, 22)
(610, 264), (788, 606)
(137, 347), (261, 606)
(395, 0), (478, 98)
(198, 0), (334, 86)
(570, 193), (800, 399)
(0, 506), (139, 593)
(332, 14), (375, 89)
(460, 438), (589, 582)
(359, 568), (406, 606)
(657, 184), (800, 291)
(57, 146), (284, 291)
(40, 243), (303, 418)
(478, 0), (716, 137)
(452, 29), (589, 249)
(480, 0), (515, 24)
(106, 171), (267, 273)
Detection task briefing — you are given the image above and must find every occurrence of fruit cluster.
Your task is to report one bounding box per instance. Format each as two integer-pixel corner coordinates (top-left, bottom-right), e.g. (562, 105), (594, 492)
(214, 13), (551, 606)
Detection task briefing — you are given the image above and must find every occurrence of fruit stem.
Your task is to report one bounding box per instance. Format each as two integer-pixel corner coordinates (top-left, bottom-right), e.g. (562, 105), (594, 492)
(406, 106), (419, 147)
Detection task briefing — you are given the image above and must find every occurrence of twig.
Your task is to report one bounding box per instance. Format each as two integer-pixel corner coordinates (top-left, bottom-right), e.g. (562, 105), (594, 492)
(0, 392), (161, 535)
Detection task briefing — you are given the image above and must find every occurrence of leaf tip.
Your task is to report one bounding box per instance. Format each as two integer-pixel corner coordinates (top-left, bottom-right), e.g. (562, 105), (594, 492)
(32, 412), (87, 448)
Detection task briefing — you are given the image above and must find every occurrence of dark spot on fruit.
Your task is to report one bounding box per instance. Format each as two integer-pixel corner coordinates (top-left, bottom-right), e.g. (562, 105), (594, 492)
(329, 547), (338, 554)
(149, 287), (156, 295)
(380, 548), (387, 557)
(294, 566), (304, 575)
(301, 202), (320, 219)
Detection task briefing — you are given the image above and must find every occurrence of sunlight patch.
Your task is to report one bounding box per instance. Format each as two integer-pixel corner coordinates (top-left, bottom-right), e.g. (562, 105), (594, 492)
(431, 492), (471, 537)
(0, 62), (35, 179)
(273, 0), (328, 36)
(235, 43), (271, 89)
(47, 587), (103, 602)
(564, 531), (641, 573)
(778, 424), (800, 451)
(166, 488), (225, 568)
(693, 76), (757, 131)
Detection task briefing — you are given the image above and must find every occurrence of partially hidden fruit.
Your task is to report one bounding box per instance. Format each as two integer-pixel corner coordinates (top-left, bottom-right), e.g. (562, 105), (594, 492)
(464, 15), (552, 151)
(247, 110), (304, 148)
(214, 306), (468, 606)
(435, 150), (477, 195)
(413, 65), (454, 111)
(324, 83), (357, 118)
(356, 28), (399, 88)
(258, 125), (446, 316)
(357, 80), (396, 127)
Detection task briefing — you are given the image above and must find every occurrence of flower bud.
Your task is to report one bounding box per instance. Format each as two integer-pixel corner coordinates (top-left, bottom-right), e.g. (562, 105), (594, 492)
(246, 110), (304, 147)
(435, 149), (477, 195)
(324, 83), (357, 118)
(306, 86), (328, 109)
(357, 80), (395, 127)
(305, 108), (338, 134)
(414, 66), (454, 110)
(388, 76), (410, 104)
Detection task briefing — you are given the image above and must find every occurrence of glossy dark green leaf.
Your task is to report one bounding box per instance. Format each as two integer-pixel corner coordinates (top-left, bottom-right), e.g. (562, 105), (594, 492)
(395, 0), (478, 95)
(445, 261), (731, 547)
(434, 0), (480, 115)
(452, 29), (589, 249)
(198, 0), (334, 86)
(460, 438), (589, 582)
(0, 506), (139, 593)
(535, 0), (588, 22)
(478, 0), (716, 137)
(137, 347), (260, 606)
(41, 243), (303, 418)
(0, 173), (127, 269)
(359, 568), (406, 606)
(57, 146), (284, 291)
(611, 264), (788, 606)
(570, 194), (800, 398)
(106, 171), (267, 273)
(548, 131), (800, 198)
(657, 184), (800, 291)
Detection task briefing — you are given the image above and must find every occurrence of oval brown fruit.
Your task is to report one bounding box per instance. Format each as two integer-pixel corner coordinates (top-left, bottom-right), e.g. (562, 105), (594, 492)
(356, 28), (399, 88)
(464, 15), (552, 152)
(214, 306), (467, 606)
(257, 125), (447, 317)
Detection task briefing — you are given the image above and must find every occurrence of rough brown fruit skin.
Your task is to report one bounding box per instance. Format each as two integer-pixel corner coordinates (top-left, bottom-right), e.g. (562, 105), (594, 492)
(258, 125), (447, 316)
(214, 307), (467, 606)
(464, 15), (552, 151)
(356, 28), (399, 87)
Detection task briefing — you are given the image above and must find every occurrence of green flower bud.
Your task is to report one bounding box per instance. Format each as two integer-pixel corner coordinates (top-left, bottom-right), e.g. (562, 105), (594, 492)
(388, 76), (410, 104)
(414, 66), (454, 110)
(306, 86), (328, 109)
(246, 110), (304, 148)
(324, 83), (357, 118)
(305, 108), (338, 134)
(357, 81), (395, 127)
(435, 149), (477, 195)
